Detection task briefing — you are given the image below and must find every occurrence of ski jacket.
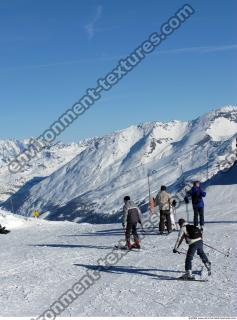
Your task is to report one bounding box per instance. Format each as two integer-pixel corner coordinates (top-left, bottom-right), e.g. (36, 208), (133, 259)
(155, 191), (171, 211)
(123, 200), (142, 226)
(174, 223), (202, 250)
(187, 186), (206, 209)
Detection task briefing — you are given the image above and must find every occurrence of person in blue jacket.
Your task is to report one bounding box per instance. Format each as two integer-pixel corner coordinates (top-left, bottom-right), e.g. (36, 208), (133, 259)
(186, 181), (206, 230)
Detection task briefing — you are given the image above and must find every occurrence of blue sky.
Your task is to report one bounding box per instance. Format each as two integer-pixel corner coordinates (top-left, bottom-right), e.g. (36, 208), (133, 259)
(0, 0), (236, 142)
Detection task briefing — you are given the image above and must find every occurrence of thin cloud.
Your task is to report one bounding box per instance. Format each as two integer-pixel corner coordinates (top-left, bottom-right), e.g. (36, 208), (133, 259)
(0, 55), (121, 71)
(3, 43), (236, 71)
(84, 5), (103, 40)
(158, 44), (237, 54)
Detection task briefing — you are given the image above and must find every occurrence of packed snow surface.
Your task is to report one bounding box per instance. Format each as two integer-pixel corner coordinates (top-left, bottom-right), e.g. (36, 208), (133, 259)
(0, 181), (236, 317)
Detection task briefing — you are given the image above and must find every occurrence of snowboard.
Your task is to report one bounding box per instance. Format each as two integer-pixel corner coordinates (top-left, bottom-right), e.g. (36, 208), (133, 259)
(0, 229), (10, 235)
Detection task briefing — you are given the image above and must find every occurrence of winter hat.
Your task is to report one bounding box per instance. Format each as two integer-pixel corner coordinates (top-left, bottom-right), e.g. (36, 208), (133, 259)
(161, 185), (167, 191)
(124, 196), (130, 202)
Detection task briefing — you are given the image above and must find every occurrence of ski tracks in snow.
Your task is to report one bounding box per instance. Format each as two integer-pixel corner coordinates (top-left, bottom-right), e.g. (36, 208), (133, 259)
(0, 212), (237, 316)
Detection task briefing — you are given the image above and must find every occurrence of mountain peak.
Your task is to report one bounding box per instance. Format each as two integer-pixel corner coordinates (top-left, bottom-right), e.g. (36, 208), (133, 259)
(204, 105), (237, 121)
(1, 106), (236, 222)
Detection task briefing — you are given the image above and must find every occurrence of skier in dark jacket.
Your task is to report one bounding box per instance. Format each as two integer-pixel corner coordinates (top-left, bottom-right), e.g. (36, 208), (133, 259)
(173, 218), (211, 280)
(123, 196), (143, 249)
(187, 181), (206, 230)
(0, 224), (10, 234)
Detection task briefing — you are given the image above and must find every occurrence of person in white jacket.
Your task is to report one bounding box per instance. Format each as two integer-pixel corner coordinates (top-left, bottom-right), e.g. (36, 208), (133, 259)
(170, 199), (178, 230)
(173, 218), (211, 279)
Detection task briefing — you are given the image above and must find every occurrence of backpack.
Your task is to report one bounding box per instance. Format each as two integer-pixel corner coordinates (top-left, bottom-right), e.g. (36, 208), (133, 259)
(186, 224), (202, 239)
(184, 196), (189, 204)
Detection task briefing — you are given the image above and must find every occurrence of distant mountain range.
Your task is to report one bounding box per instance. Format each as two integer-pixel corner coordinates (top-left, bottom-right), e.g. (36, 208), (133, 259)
(1, 105), (237, 223)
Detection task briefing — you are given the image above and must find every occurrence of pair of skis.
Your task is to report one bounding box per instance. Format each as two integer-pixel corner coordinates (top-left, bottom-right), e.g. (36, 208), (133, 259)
(165, 276), (208, 282)
(114, 245), (141, 251)
(175, 272), (210, 282)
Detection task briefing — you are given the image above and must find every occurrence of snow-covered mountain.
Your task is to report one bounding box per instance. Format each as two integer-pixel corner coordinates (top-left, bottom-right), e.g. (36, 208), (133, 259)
(0, 140), (90, 202)
(2, 106), (237, 222)
(0, 166), (237, 317)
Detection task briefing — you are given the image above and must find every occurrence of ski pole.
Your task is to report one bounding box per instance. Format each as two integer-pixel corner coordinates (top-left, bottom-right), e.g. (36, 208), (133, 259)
(147, 173), (153, 215)
(203, 242), (230, 257)
(147, 173), (151, 202)
(177, 250), (186, 256)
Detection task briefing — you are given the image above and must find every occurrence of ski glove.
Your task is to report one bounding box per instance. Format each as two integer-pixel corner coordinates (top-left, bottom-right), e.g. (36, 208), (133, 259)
(184, 196), (189, 204)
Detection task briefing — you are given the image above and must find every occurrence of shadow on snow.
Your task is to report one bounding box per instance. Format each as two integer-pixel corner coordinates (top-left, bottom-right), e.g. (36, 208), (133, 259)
(74, 264), (185, 279)
(29, 244), (112, 250)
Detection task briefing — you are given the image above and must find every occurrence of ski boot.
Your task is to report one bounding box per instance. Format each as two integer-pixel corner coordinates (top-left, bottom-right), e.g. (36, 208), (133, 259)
(179, 270), (195, 280)
(126, 241), (132, 250)
(204, 261), (211, 276)
(131, 240), (141, 249)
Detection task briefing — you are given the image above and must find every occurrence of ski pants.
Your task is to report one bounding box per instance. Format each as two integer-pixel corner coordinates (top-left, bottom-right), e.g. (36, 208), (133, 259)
(125, 223), (139, 244)
(193, 207), (204, 226)
(185, 240), (209, 271)
(159, 210), (172, 232)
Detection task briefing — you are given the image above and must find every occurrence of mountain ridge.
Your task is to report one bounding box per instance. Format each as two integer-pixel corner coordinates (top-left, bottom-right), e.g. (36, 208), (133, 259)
(1, 105), (237, 222)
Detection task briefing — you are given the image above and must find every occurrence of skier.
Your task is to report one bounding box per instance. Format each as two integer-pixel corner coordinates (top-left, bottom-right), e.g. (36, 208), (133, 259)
(33, 210), (40, 218)
(173, 218), (211, 280)
(0, 224), (10, 234)
(122, 196), (143, 249)
(170, 199), (177, 230)
(187, 181), (206, 230)
(155, 186), (172, 234)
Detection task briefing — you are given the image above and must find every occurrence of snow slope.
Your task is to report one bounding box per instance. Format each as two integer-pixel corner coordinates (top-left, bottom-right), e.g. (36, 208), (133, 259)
(3, 106), (237, 222)
(0, 175), (236, 317)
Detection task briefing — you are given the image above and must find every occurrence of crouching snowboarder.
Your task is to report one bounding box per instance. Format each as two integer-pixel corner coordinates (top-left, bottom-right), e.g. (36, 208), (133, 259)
(0, 224), (10, 234)
(123, 196), (143, 249)
(173, 218), (211, 280)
